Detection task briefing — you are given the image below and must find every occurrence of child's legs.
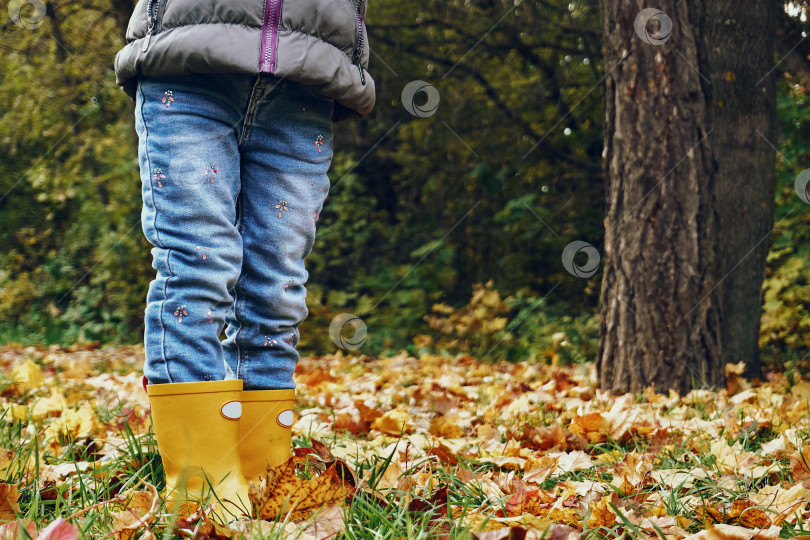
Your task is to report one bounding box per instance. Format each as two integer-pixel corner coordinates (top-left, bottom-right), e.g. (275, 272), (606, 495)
(222, 77), (334, 390)
(135, 73), (253, 384)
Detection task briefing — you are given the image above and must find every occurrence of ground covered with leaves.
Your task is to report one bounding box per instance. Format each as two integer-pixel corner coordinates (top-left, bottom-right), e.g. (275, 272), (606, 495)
(1, 345), (810, 539)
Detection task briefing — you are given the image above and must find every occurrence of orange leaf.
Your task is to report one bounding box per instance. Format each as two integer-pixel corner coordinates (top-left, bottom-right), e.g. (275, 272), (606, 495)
(249, 457), (356, 521)
(738, 507), (770, 529)
(789, 445), (810, 482)
(0, 484), (20, 522)
(111, 481), (158, 540)
(371, 409), (410, 436)
(428, 443), (459, 465)
(569, 413), (609, 444)
(612, 452), (653, 494)
(429, 415), (463, 439)
(587, 497), (617, 528)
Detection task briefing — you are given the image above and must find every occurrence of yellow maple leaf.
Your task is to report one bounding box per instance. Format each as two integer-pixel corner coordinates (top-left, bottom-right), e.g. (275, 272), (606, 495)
(0, 403), (28, 423)
(790, 382), (810, 403)
(595, 449), (622, 464)
(429, 415), (463, 439)
(373, 462), (404, 491)
(749, 484), (808, 525)
(371, 409), (410, 436)
(0, 452), (10, 477)
(0, 449), (33, 482)
(760, 434), (796, 459)
(545, 506), (581, 528)
(587, 496), (617, 528)
(31, 388), (68, 421)
(463, 511), (553, 533)
(10, 360), (44, 394)
(44, 402), (101, 441)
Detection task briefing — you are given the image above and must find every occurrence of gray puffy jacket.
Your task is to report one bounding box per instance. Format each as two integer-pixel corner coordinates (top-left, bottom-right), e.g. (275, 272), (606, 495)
(114, 0), (375, 121)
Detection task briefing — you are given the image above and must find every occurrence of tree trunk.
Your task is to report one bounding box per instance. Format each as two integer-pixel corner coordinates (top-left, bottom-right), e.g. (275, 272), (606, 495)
(597, 0), (723, 394)
(110, 0), (135, 43)
(705, 1), (776, 379)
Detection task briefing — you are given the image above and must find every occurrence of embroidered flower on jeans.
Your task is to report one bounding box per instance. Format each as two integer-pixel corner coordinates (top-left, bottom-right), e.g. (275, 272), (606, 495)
(283, 279), (297, 292)
(204, 163), (218, 184)
(314, 210), (319, 222)
(162, 90), (175, 108)
(173, 305), (188, 323)
(275, 200), (289, 218)
(284, 332), (296, 346)
(263, 337), (278, 347)
(152, 168), (166, 188)
(195, 245), (211, 260)
(314, 134), (324, 153)
(205, 306), (215, 323)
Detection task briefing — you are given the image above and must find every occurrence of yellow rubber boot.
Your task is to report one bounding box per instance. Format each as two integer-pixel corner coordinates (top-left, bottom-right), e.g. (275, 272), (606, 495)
(238, 389), (295, 486)
(147, 380), (251, 522)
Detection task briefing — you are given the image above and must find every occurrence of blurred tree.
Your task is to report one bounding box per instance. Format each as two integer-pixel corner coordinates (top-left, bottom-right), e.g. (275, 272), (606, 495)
(305, 0), (608, 353)
(707, 1), (777, 378)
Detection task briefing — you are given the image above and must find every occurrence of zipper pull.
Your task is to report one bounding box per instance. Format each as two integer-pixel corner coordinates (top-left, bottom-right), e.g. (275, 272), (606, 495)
(142, 21), (154, 52)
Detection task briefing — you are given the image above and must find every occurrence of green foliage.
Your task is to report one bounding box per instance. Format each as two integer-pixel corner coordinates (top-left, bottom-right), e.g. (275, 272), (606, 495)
(421, 280), (598, 364)
(300, 0), (605, 359)
(0, 0), (807, 370)
(0, 0), (148, 344)
(761, 80), (810, 366)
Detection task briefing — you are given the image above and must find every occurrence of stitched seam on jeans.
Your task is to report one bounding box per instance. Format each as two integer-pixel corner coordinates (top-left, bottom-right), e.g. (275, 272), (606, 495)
(162, 248), (175, 383)
(138, 79), (173, 383)
(139, 80), (173, 384)
(139, 80), (165, 250)
(233, 189), (245, 381)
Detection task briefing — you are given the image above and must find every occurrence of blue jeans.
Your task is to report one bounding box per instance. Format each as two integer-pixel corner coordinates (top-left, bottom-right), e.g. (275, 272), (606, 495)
(135, 73), (334, 390)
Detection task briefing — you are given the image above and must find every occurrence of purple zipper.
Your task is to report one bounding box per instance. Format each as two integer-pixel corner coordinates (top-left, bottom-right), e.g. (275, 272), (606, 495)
(353, 2), (366, 84)
(259, 0), (281, 73)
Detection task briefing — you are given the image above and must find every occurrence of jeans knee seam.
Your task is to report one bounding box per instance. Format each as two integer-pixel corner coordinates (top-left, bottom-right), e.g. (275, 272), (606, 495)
(233, 287), (244, 380)
(139, 79), (172, 384)
(233, 188), (245, 381)
(161, 248), (175, 384)
(138, 79), (165, 250)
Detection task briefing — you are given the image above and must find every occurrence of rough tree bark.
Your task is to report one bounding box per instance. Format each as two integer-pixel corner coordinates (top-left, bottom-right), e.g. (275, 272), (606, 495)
(705, 1), (776, 379)
(597, 1), (724, 394)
